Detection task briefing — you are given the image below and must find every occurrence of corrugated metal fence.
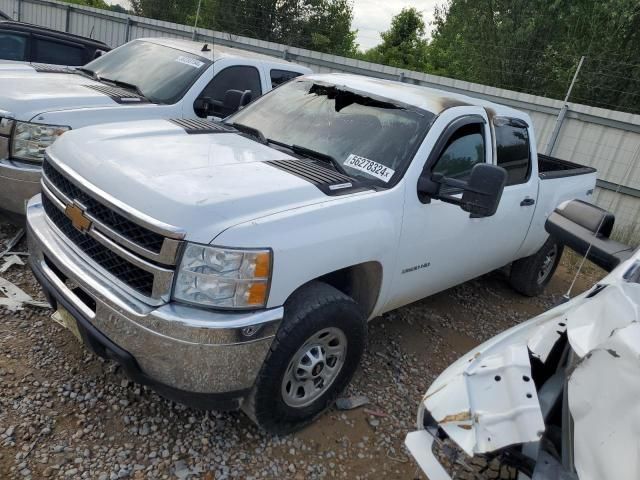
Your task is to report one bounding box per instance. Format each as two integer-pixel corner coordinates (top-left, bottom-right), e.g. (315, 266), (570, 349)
(2, 0), (640, 234)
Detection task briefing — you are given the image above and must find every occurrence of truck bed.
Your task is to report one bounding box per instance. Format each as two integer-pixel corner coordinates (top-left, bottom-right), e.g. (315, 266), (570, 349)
(538, 154), (596, 180)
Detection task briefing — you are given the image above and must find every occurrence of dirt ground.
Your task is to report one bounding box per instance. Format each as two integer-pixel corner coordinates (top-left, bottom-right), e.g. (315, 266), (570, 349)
(0, 219), (603, 480)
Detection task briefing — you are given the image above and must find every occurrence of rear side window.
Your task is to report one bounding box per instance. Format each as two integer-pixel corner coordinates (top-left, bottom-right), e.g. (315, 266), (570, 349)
(33, 38), (84, 65)
(432, 123), (485, 182)
(270, 69), (302, 88)
(200, 65), (262, 117)
(495, 120), (531, 185)
(0, 33), (28, 61)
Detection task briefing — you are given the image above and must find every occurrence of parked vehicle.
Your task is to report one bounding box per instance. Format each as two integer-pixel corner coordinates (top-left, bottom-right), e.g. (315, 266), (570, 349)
(405, 199), (637, 480)
(0, 20), (110, 65)
(0, 37), (311, 219)
(26, 74), (597, 433)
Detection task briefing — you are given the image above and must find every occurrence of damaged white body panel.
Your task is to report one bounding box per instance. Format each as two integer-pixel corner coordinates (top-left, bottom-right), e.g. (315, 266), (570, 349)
(407, 251), (640, 480)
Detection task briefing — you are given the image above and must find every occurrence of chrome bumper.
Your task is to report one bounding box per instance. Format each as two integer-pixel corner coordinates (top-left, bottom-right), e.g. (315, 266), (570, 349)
(0, 158), (41, 215)
(26, 195), (282, 396)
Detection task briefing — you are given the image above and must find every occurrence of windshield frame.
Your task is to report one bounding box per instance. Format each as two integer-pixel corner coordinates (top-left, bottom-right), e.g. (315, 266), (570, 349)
(83, 39), (213, 105)
(226, 78), (437, 189)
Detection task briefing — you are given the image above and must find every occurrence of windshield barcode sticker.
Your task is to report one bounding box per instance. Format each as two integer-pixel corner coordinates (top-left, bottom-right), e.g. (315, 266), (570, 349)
(175, 56), (204, 68)
(344, 154), (395, 182)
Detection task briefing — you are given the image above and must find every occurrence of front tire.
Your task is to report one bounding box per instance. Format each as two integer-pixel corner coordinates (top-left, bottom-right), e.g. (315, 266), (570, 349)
(242, 281), (366, 434)
(509, 236), (563, 296)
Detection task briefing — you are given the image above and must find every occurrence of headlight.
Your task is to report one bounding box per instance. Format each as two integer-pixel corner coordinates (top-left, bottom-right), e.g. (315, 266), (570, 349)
(11, 121), (70, 162)
(173, 244), (272, 309)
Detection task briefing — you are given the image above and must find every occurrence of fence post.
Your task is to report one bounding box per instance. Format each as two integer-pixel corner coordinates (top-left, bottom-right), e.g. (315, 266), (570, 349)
(125, 17), (132, 42)
(65, 4), (71, 32)
(545, 55), (585, 155)
(191, 0), (202, 40)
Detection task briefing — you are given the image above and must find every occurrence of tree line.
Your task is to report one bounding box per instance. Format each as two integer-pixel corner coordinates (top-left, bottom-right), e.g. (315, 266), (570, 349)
(65, 0), (640, 113)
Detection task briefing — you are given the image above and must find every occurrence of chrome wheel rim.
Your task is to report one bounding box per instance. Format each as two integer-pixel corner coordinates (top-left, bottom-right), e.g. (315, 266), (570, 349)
(281, 327), (347, 408)
(537, 244), (558, 284)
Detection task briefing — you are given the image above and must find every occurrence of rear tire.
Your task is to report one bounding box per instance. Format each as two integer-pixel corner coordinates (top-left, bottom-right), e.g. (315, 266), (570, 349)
(509, 236), (563, 297)
(242, 281), (366, 434)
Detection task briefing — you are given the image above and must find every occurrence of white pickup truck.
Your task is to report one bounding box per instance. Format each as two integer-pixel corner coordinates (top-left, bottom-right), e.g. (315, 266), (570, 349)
(25, 73), (597, 433)
(0, 37), (311, 218)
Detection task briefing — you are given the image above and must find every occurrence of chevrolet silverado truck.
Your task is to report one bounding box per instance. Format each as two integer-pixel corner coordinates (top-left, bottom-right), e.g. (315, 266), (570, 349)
(405, 199), (637, 480)
(26, 73), (597, 433)
(0, 36), (311, 218)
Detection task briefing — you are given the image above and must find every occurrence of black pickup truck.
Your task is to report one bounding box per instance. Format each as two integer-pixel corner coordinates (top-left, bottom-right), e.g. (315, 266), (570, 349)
(0, 20), (111, 66)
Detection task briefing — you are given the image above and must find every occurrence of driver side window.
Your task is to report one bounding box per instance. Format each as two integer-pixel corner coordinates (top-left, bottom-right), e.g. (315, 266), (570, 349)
(432, 123), (485, 182)
(195, 65), (262, 118)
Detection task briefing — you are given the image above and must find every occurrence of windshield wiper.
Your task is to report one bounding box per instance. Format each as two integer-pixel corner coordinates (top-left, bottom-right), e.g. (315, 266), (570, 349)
(229, 122), (267, 144)
(100, 77), (146, 98)
(74, 67), (99, 80)
(290, 144), (348, 175)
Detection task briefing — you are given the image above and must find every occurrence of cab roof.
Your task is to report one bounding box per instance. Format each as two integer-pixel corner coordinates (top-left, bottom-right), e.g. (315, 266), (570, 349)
(303, 73), (529, 120)
(0, 20), (111, 49)
(141, 37), (311, 70)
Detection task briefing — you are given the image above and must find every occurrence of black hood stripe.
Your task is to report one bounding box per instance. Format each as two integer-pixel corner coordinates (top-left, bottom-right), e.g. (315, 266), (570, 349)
(84, 84), (150, 104)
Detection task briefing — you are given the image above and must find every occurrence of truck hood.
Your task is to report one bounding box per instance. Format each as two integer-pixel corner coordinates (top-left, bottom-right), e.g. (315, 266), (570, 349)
(47, 119), (349, 243)
(0, 71), (120, 120)
(0, 60), (51, 73)
(408, 250), (640, 480)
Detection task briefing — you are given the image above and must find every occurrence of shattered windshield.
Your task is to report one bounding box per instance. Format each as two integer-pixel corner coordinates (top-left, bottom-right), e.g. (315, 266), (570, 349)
(228, 79), (435, 187)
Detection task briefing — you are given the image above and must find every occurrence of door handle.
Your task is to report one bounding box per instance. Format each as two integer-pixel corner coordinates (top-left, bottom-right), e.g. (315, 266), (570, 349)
(520, 198), (535, 207)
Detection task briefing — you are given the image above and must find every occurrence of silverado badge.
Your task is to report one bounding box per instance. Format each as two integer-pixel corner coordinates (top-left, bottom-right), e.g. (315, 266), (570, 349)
(65, 203), (91, 233)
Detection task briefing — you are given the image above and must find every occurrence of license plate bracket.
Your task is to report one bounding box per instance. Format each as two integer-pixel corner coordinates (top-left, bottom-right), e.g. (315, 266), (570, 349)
(51, 307), (83, 343)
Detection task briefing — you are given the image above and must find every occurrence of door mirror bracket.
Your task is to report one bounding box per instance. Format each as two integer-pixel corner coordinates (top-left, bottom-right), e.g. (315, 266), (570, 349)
(418, 164), (507, 217)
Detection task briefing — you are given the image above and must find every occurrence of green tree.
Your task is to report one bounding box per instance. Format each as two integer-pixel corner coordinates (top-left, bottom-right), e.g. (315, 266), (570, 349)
(61, 0), (111, 8)
(361, 7), (429, 70)
(130, 0), (198, 25)
(427, 0), (640, 112)
(131, 0), (357, 56)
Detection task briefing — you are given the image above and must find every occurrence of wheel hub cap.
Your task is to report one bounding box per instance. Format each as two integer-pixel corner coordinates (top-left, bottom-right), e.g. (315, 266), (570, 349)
(281, 327), (347, 408)
(537, 244), (558, 284)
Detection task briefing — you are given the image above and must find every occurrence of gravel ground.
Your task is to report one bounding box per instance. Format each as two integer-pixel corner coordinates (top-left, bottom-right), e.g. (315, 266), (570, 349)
(0, 219), (602, 480)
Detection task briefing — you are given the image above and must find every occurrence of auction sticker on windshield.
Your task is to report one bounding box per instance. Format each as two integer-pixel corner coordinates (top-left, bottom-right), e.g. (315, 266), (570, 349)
(175, 56), (204, 68)
(344, 154), (395, 182)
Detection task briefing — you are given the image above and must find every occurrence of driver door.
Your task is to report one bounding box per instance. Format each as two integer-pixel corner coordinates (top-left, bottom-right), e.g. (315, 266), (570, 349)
(386, 107), (529, 311)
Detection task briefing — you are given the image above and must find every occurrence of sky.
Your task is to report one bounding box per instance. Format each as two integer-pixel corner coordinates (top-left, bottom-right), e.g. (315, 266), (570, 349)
(352, 0), (441, 50)
(106, 0), (442, 51)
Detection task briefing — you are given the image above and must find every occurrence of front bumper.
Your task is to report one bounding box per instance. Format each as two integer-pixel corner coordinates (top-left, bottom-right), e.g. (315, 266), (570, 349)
(26, 195), (282, 409)
(405, 426), (452, 480)
(0, 158), (41, 217)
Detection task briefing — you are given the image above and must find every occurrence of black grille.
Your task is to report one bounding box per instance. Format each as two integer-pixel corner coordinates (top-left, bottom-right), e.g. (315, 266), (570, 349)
(42, 195), (154, 297)
(83, 84), (149, 104)
(169, 118), (234, 134)
(43, 160), (164, 253)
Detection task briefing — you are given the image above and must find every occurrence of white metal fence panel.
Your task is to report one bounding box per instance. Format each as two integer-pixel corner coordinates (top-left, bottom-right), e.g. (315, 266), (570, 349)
(1, 0), (640, 232)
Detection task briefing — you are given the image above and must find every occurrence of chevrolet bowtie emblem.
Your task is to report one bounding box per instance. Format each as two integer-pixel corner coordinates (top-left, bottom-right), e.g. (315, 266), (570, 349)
(65, 203), (92, 232)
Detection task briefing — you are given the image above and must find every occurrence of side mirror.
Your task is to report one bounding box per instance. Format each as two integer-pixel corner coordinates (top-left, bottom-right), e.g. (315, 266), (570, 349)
(193, 96), (214, 118)
(418, 163), (507, 217)
(461, 164), (508, 217)
(545, 199), (633, 272)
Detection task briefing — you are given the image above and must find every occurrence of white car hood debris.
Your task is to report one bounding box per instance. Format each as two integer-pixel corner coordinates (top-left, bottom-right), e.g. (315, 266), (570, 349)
(408, 251), (640, 480)
(0, 276), (49, 311)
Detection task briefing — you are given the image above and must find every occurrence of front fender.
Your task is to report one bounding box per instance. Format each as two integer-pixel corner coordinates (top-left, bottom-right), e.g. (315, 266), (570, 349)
(213, 187), (403, 314)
